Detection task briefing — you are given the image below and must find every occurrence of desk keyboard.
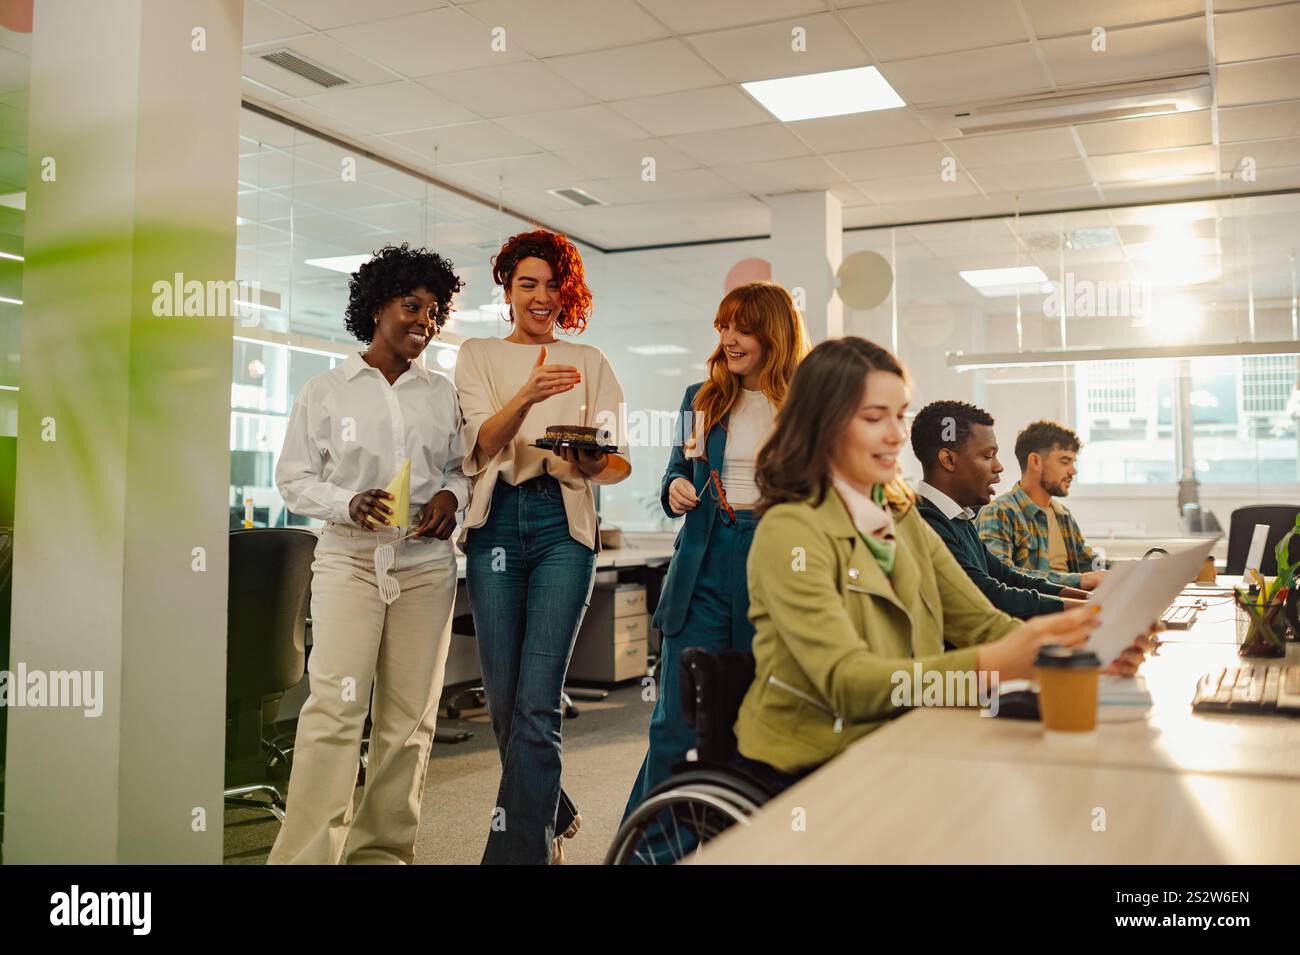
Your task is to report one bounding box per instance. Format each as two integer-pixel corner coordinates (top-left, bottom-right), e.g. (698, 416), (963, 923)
(1161, 604), (1199, 629)
(1193, 665), (1300, 715)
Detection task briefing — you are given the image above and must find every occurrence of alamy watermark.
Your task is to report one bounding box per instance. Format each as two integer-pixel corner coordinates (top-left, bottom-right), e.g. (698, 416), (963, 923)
(0, 664), (104, 717)
(1042, 273), (1152, 321)
(889, 663), (1001, 717)
(151, 273), (266, 326)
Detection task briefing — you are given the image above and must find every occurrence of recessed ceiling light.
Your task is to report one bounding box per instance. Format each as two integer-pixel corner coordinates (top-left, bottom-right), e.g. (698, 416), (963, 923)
(305, 254), (372, 275)
(742, 66), (905, 123)
(959, 266), (1051, 298)
(627, 344), (690, 356)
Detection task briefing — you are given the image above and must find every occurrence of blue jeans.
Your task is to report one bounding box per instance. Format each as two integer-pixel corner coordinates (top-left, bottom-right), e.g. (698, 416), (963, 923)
(465, 476), (596, 865)
(623, 509), (758, 822)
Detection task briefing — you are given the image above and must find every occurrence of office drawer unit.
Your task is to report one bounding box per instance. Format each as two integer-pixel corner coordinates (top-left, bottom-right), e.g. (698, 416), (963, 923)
(569, 583), (649, 683)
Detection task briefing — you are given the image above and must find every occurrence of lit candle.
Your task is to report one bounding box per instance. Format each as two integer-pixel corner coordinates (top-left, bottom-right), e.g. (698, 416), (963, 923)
(580, 403), (586, 423)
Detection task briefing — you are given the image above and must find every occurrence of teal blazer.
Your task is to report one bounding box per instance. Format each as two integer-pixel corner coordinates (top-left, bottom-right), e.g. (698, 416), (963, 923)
(653, 382), (728, 637)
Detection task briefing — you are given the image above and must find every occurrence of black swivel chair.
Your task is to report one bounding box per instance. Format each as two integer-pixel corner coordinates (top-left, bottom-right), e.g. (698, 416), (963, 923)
(1225, 505), (1300, 577)
(225, 528), (317, 822)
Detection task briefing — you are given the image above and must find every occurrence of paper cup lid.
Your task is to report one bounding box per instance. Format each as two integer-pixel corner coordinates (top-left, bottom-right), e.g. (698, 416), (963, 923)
(1034, 644), (1100, 669)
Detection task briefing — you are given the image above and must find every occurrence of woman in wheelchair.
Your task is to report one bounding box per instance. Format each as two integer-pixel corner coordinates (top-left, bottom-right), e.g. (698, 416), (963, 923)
(732, 336), (1145, 792)
(607, 337), (1149, 862)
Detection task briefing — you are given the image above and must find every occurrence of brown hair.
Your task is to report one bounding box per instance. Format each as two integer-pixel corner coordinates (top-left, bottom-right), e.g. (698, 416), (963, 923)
(1014, 420), (1082, 472)
(692, 282), (810, 456)
(755, 336), (914, 516)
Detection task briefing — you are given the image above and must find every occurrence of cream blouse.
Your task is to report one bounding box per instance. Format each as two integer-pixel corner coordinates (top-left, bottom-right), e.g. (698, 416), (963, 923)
(454, 336), (627, 550)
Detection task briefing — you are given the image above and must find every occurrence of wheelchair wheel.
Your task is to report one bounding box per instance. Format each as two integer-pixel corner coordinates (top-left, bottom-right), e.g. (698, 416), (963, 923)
(605, 767), (772, 865)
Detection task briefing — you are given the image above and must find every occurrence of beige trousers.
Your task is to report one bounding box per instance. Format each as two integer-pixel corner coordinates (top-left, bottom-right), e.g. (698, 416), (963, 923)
(267, 524), (456, 865)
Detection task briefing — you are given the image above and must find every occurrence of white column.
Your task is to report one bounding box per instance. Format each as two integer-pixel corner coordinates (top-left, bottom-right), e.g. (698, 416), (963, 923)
(5, 0), (243, 863)
(767, 191), (843, 343)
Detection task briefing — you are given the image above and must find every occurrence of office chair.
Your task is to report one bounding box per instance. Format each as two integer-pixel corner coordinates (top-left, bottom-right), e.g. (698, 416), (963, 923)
(225, 528), (316, 822)
(1225, 505), (1300, 577)
(607, 647), (775, 865)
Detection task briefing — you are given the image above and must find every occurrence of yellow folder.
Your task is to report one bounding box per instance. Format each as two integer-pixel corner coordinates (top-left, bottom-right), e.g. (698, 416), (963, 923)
(384, 458), (411, 528)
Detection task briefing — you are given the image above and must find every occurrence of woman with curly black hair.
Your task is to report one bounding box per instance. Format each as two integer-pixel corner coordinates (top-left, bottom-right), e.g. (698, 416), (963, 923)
(455, 230), (630, 864)
(269, 244), (471, 865)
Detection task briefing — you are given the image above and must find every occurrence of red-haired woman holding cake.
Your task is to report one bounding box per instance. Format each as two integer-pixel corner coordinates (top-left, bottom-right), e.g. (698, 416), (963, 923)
(454, 230), (630, 865)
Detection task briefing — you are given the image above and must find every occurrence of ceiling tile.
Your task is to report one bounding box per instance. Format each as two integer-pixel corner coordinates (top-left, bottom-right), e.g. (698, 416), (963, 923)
(1220, 137), (1300, 172)
(823, 141), (953, 179)
(446, 152), (601, 191)
(637, 0), (824, 34)
(1087, 145), (1218, 182)
(859, 172), (981, 203)
(610, 86), (770, 136)
(573, 169), (745, 205)
(496, 104), (650, 150)
(554, 139), (698, 179)
(1038, 19), (1208, 87)
(969, 158), (1095, 191)
(1214, 4), (1300, 63)
(839, 0), (1028, 62)
(298, 81), (479, 134)
(715, 155), (849, 193)
(242, 74), (293, 103)
(1217, 56), (1300, 107)
(1218, 100), (1300, 143)
(385, 121), (542, 164)
(456, 0), (669, 57)
(546, 39), (722, 100)
(880, 44), (1052, 106)
(418, 61), (593, 118)
(243, 0), (314, 46)
(786, 108), (935, 151)
(263, 0), (450, 31)
(828, 182), (875, 208)
(1076, 109), (1212, 155)
(685, 12), (870, 83)
(666, 123), (813, 165)
(945, 128), (1080, 168)
(1019, 0), (1203, 37)
(325, 7), (530, 77)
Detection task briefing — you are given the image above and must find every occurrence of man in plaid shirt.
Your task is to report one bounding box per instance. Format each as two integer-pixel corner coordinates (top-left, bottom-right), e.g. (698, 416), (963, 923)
(977, 420), (1109, 591)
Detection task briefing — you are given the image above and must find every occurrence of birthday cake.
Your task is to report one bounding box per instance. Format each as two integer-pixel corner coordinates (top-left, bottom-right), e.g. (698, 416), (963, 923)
(543, 424), (613, 448)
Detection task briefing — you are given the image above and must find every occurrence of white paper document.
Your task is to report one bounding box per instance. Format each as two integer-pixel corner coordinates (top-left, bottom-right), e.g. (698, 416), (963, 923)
(1085, 537), (1220, 665)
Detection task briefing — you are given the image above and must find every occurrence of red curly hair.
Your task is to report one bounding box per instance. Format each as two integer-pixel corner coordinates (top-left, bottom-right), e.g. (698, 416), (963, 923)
(492, 229), (593, 334)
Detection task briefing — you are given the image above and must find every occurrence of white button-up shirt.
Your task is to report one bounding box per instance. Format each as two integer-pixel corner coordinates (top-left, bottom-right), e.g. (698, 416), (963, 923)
(276, 352), (471, 533)
(916, 480), (977, 521)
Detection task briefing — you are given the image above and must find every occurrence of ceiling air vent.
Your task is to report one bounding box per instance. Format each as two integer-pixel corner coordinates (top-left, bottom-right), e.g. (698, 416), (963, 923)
(919, 73), (1212, 137)
(548, 187), (605, 208)
(260, 50), (350, 89)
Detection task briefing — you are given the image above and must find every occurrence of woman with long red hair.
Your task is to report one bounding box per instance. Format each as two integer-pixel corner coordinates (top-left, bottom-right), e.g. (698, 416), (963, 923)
(455, 230), (630, 865)
(622, 282), (808, 846)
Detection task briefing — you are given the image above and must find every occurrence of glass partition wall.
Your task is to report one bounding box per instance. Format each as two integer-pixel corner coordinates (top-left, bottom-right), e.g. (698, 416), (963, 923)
(236, 104), (1299, 537)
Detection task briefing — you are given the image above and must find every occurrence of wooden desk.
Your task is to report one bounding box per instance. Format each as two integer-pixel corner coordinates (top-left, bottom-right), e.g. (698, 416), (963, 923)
(694, 752), (1300, 864)
(699, 585), (1300, 865)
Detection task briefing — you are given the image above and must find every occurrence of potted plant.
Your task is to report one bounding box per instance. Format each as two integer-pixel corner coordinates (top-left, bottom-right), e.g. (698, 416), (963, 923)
(1237, 513), (1300, 657)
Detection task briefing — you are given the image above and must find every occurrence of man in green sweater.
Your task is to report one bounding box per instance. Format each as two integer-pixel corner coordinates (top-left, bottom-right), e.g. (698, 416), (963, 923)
(910, 401), (1088, 618)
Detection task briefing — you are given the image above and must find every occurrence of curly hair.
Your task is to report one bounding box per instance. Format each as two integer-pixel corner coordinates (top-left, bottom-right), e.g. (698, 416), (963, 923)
(491, 229), (593, 334)
(344, 243), (465, 344)
(910, 400), (995, 473)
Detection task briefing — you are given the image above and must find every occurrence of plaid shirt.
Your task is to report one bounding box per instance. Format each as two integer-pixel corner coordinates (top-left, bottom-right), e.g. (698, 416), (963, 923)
(976, 483), (1097, 587)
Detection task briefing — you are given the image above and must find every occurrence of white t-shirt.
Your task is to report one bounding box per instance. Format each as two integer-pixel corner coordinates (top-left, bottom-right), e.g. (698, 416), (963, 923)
(719, 388), (775, 508)
(454, 336), (627, 550)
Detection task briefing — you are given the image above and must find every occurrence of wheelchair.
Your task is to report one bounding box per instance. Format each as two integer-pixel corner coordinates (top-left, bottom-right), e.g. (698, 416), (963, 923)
(606, 647), (777, 865)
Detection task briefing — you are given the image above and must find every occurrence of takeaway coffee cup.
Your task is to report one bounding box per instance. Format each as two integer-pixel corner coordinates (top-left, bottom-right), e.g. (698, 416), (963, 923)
(1035, 645), (1101, 732)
